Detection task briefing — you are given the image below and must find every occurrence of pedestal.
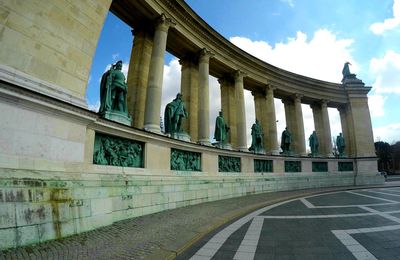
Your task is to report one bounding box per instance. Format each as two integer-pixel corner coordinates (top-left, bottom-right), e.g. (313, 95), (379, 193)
(102, 111), (132, 126)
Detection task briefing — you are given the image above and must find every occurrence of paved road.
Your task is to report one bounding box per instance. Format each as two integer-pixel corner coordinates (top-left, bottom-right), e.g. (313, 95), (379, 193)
(180, 187), (400, 260)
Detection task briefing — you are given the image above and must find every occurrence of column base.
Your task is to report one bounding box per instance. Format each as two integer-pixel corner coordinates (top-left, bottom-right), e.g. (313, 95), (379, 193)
(237, 146), (248, 152)
(213, 142), (232, 150)
(170, 132), (191, 142)
(144, 124), (161, 134)
(270, 149), (280, 155)
(197, 139), (211, 146)
(101, 111), (132, 126)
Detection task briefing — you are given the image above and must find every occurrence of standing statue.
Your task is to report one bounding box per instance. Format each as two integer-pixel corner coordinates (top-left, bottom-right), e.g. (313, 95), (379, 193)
(336, 133), (346, 157)
(249, 119), (264, 154)
(280, 127), (292, 155)
(164, 93), (188, 136)
(98, 60), (131, 125)
(214, 111), (229, 144)
(309, 130), (319, 157)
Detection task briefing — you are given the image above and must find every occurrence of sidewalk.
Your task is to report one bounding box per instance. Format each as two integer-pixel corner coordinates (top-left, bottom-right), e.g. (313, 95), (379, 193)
(1, 182), (399, 260)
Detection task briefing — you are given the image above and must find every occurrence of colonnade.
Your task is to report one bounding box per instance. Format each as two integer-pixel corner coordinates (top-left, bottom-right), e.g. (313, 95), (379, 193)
(125, 14), (375, 158)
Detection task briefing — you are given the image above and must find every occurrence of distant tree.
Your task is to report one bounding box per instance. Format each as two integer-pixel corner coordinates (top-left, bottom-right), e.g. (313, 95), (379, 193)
(390, 141), (400, 174)
(375, 141), (392, 172)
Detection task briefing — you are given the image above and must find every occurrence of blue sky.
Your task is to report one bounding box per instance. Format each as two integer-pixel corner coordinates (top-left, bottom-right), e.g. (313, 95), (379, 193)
(86, 0), (400, 145)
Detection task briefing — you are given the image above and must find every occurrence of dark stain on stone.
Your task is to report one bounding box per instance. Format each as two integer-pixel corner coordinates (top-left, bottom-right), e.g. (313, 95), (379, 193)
(5, 190), (24, 202)
(50, 189), (72, 240)
(28, 189), (33, 202)
(22, 178), (43, 187)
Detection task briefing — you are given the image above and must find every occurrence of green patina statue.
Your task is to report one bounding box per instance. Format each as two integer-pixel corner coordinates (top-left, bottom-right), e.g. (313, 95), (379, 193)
(309, 130), (319, 157)
(249, 119), (264, 154)
(214, 111), (229, 144)
(99, 60), (131, 125)
(341, 61), (361, 83)
(164, 93), (188, 135)
(280, 127), (292, 155)
(336, 133), (346, 157)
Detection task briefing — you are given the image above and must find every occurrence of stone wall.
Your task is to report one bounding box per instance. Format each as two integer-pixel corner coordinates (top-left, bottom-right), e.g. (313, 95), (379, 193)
(0, 0), (111, 101)
(2, 167), (375, 249)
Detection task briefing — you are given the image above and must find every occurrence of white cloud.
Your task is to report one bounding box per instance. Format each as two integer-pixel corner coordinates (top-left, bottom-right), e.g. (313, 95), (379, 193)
(88, 100), (100, 112)
(370, 50), (400, 95)
(112, 53), (120, 61)
(370, 0), (400, 34)
(230, 29), (356, 83)
(368, 94), (386, 118)
(373, 123), (400, 143)
(280, 0), (294, 8)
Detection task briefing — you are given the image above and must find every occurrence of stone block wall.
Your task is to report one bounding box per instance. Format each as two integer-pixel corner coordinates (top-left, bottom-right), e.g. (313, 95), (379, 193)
(1, 167), (373, 249)
(0, 0), (111, 99)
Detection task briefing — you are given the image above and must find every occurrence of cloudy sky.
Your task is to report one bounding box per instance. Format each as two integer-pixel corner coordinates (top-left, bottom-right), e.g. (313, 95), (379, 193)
(86, 0), (400, 147)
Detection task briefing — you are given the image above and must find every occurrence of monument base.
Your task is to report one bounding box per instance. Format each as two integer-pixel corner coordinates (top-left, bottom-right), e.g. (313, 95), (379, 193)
(102, 111), (132, 126)
(213, 142), (232, 150)
(171, 132), (191, 142)
(251, 148), (266, 155)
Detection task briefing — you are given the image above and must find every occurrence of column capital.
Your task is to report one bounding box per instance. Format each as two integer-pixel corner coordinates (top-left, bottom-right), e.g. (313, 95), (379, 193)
(217, 75), (233, 85)
(233, 70), (247, 82)
(179, 57), (195, 68)
(293, 93), (303, 102)
(281, 98), (293, 105)
(265, 84), (277, 91)
(310, 103), (320, 110)
(198, 48), (214, 63)
(320, 99), (329, 108)
(337, 104), (348, 113)
(251, 90), (266, 98)
(155, 13), (176, 32)
(131, 25), (153, 37)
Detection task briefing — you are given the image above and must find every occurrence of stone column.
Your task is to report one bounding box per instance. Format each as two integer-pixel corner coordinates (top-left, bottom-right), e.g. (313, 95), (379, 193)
(265, 85), (279, 154)
(126, 28), (153, 129)
(293, 94), (306, 155)
(143, 14), (175, 133)
(234, 70), (247, 151)
(282, 99), (294, 133)
(179, 57), (199, 141)
(338, 105), (352, 156)
(311, 100), (333, 157)
(197, 48), (213, 145)
(219, 76), (237, 147)
(252, 91), (267, 149)
(321, 100), (333, 157)
(311, 103), (324, 154)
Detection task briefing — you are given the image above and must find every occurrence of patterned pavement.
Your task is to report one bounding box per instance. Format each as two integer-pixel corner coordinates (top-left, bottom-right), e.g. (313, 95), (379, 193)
(181, 187), (400, 260)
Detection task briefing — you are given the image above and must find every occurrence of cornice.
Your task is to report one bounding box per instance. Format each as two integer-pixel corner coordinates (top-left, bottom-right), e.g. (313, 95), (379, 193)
(113, 0), (369, 107)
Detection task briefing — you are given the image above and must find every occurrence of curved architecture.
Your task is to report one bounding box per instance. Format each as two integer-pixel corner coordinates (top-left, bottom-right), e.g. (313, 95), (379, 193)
(0, 0), (381, 249)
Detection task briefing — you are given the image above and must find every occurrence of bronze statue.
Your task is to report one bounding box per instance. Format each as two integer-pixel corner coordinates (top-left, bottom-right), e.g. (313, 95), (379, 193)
(249, 119), (264, 153)
(164, 93), (188, 135)
(214, 111), (229, 144)
(99, 60), (128, 115)
(309, 130), (319, 157)
(336, 133), (345, 157)
(280, 127), (292, 154)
